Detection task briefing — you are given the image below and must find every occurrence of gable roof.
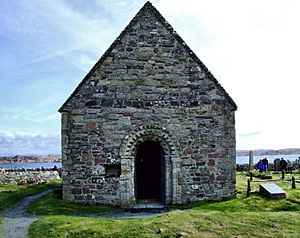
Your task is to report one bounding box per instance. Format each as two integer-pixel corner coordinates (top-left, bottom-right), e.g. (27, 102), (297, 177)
(59, 1), (237, 112)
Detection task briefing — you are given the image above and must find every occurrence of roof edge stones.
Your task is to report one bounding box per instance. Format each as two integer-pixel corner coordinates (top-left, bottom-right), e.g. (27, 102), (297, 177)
(59, 1), (237, 112)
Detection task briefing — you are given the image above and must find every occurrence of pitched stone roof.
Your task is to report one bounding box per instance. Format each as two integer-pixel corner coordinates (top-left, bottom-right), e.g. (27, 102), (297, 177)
(59, 1), (237, 112)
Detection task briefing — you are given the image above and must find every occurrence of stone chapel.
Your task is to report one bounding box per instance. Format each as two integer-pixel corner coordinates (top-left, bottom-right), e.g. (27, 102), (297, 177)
(59, 2), (237, 208)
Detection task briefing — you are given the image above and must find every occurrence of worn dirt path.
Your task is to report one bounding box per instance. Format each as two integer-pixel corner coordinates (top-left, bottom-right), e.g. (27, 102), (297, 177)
(0, 189), (53, 238)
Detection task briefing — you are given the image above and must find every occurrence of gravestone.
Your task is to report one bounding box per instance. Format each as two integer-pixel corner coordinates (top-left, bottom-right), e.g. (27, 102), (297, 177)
(274, 158), (282, 171)
(259, 183), (286, 199)
(248, 150), (253, 171)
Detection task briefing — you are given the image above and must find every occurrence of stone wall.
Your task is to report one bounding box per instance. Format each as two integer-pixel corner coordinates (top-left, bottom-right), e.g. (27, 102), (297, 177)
(59, 2), (236, 207)
(0, 170), (60, 185)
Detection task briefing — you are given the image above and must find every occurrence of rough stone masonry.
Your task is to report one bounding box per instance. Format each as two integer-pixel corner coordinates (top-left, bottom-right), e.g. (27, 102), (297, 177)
(59, 2), (237, 208)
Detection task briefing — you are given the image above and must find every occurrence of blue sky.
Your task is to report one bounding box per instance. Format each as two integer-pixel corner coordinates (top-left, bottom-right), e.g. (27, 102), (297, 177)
(1, 0), (300, 155)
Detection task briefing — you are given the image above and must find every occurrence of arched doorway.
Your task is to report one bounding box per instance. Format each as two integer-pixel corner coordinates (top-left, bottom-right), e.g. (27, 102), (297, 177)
(119, 125), (181, 207)
(135, 140), (165, 202)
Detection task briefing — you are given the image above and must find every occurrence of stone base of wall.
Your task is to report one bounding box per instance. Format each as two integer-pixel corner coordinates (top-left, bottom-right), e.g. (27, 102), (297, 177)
(0, 170), (60, 185)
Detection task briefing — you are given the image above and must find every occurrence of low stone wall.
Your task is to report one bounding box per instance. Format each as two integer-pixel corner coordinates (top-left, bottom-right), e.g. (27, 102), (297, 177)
(0, 169), (60, 185)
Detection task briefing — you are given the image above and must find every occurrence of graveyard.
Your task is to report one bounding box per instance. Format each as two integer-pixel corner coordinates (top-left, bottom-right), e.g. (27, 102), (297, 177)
(28, 172), (300, 237)
(1, 171), (299, 237)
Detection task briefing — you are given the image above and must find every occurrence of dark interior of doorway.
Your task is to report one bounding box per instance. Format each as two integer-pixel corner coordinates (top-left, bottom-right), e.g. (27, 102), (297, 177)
(135, 140), (164, 202)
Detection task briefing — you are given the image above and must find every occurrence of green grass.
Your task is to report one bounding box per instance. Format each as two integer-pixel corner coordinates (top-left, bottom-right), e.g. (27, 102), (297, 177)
(29, 211), (300, 238)
(250, 171), (273, 179)
(27, 192), (121, 215)
(25, 172), (300, 237)
(0, 181), (61, 212)
(193, 172), (300, 212)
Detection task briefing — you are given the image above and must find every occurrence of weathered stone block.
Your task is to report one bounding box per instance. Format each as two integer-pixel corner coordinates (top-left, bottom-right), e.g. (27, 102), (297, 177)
(123, 111), (133, 117)
(82, 154), (92, 161)
(208, 152), (224, 158)
(86, 122), (96, 130)
(82, 188), (90, 194)
(183, 147), (193, 154)
(72, 188), (82, 194)
(216, 175), (227, 181)
(94, 157), (106, 164)
(182, 158), (193, 166)
(196, 161), (206, 166)
(208, 159), (215, 166)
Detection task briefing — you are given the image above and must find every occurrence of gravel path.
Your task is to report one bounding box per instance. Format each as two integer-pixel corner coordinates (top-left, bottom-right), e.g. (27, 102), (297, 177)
(0, 189), (53, 238)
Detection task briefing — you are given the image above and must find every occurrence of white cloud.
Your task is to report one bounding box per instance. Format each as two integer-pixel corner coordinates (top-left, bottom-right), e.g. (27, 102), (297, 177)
(156, 0), (300, 150)
(0, 131), (60, 156)
(0, 97), (61, 124)
(1, 0), (299, 151)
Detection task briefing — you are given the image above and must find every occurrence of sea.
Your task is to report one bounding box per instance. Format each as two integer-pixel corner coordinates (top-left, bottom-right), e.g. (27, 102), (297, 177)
(0, 162), (62, 170)
(0, 154), (299, 169)
(236, 154), (300, 165)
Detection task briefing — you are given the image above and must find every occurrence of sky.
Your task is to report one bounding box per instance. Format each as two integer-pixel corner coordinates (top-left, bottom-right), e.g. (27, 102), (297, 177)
(0, 0), (300, 155)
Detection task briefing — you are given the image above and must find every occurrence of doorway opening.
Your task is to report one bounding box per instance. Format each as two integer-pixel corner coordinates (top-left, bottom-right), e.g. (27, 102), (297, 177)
(135, 140), (165, 203)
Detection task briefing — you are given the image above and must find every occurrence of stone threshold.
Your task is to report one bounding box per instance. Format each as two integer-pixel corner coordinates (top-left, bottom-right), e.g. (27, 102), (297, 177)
(133, 199), (164, 210)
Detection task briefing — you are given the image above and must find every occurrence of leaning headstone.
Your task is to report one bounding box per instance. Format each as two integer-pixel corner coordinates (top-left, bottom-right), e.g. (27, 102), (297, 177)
(274, 158), (282, 171)
(259, 183), (286, 199)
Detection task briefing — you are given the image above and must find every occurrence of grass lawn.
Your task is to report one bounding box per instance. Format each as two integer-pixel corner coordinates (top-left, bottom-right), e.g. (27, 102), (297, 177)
(27, 192), (121, 215)
(29, 211), (300, 238)
(27, 172), (300, 237)
(0, 181), (61, 212)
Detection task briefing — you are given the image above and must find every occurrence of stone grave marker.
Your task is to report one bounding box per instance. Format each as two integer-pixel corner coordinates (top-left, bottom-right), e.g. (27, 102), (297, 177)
(259, 183), (286, 199)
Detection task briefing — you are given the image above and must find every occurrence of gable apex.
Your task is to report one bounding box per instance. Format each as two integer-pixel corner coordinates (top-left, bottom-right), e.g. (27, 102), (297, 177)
(59, 2), (237, 112)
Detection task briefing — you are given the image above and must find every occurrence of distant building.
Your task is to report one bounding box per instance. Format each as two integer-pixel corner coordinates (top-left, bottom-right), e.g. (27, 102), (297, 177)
(59, 2), (237, 208)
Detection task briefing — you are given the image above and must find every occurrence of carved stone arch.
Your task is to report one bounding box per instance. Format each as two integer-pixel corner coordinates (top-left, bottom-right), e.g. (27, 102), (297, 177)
(119, 125), (181, 207)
